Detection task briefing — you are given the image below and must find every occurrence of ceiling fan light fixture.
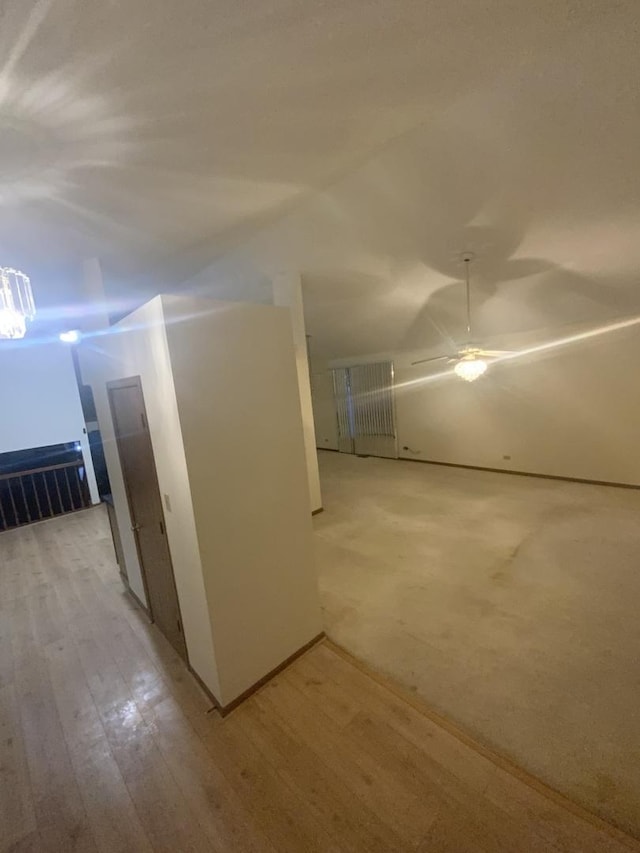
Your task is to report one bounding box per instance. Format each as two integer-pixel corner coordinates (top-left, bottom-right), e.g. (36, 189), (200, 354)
(454, 357), (487, 382)
(411, 254), (515, 373)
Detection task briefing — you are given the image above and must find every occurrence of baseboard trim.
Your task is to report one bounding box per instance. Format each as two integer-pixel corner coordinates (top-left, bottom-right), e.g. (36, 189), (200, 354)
(325, 638), (640, 846)
(124, 563), (325, 720)
(311, 507), (324, 516)
(398, 455), (640, 491)
(188, 664), (219, 710)
(217, 632), (326, 717)
(121, 577), (151, 619)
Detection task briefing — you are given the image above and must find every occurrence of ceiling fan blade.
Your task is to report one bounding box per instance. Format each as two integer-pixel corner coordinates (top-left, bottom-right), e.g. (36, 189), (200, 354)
(477, 349), (515, 357)
(411, 355), (453, 366)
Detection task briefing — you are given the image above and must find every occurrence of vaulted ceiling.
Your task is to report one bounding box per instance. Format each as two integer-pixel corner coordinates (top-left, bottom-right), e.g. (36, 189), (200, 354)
(1, 0), (639, 356)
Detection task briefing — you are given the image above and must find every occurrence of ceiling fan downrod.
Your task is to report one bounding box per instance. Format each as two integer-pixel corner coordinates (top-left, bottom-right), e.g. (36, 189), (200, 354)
(462, 252), (474, 339)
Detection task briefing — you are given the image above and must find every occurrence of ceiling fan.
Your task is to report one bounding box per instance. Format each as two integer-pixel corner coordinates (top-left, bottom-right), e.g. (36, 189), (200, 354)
(411, 253), (514, 381)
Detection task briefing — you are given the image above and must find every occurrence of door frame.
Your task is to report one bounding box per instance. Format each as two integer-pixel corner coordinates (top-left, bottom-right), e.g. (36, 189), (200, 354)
(106, 376), (186, 659)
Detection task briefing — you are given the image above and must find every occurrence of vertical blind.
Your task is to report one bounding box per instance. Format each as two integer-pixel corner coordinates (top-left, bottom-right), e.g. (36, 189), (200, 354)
(332, 361), (397, 459)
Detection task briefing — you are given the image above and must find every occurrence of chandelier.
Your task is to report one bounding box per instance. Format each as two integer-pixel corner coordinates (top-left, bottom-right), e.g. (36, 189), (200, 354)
(0, 267), (36, 339)
(454, 355), (488, 382)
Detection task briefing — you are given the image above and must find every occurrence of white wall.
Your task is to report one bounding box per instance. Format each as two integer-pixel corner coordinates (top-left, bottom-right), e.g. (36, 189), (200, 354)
(83, 295), (322, 707)
(163, 295), (322, 705)
(0, 340), (99, 502)
(312, 323), (640, 486)
(272, 272), (322, 512)
(81, 298), (222, 699)
(393, 325), (640, 486)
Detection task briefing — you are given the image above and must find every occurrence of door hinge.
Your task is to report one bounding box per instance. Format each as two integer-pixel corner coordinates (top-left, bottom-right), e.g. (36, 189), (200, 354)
(141, 412), (147, 430)
(177, 618), (182, 633)
(159, 519), (165, 535)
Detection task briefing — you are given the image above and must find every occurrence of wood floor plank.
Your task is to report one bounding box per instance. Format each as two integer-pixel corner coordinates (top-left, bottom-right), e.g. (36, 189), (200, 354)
(4, 831), (47, 853)
(233, 698), (406, 853)
(343, 709), (559, 852)
(203, 715), (343, 852)
(0, 599), (15, 689)
(417, 803), (495, 853)
(12, 651), (99, 852)
(66, 614), (216, 852)
(145, 695), (275, 853)
(303, 644), (495, 793)
(0, 684), (36, 851)
(44, 636), (154, 853)
(1, 506), (638, 853)
(257, 671), (442, 847)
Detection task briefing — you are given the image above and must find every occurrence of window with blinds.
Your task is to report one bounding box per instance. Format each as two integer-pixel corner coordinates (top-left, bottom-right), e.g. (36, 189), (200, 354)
(331, 361), (397, 459)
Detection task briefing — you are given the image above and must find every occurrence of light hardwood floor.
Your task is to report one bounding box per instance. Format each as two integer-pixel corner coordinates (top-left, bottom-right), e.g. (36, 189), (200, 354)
(1, 507), (638, 852)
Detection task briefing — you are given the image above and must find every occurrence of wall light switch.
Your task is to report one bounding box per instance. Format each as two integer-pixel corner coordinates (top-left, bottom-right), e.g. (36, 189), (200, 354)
(164, 493), (172, 512)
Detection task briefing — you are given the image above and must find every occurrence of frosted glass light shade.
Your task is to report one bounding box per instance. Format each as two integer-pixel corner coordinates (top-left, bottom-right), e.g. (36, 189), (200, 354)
(454, 357), (487, 382)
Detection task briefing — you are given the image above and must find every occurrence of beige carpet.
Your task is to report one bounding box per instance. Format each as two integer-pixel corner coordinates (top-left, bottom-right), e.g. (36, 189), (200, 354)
(313, 451), (640, 837)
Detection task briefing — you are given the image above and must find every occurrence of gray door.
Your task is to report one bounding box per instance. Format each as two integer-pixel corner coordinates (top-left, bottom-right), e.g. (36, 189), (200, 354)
(107, 377), (187, 660)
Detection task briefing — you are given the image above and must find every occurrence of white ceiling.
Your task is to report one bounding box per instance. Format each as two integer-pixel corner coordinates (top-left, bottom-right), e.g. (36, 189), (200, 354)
(1, 0), (639, 354)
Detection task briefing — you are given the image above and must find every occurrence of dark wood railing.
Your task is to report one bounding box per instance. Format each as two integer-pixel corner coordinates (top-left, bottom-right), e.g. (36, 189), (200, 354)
(0, 461), (91, 532)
